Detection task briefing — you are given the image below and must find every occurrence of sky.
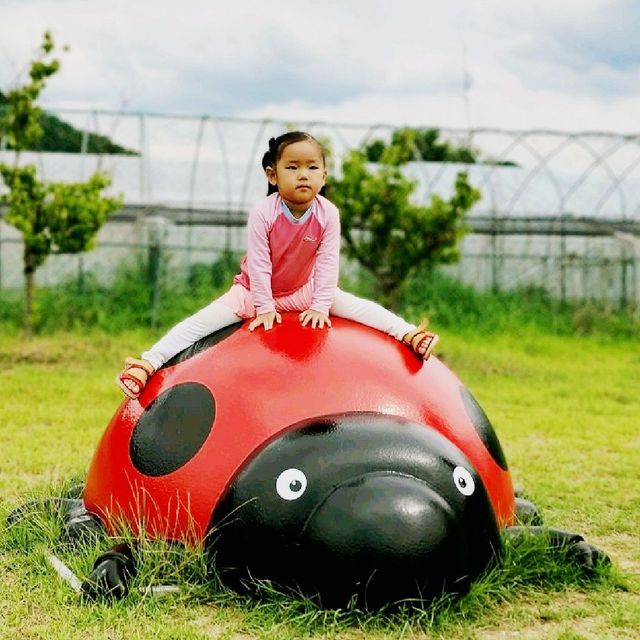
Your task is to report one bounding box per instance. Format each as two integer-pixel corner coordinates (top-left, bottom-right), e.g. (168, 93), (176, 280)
(1, 0), (639, 134)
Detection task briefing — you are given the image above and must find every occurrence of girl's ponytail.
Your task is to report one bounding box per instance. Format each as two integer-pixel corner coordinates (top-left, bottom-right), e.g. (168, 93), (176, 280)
(262, 137), (279, 195)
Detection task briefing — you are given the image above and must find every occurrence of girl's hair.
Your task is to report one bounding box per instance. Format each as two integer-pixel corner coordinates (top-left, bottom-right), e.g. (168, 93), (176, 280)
(262, 131), (327, 196)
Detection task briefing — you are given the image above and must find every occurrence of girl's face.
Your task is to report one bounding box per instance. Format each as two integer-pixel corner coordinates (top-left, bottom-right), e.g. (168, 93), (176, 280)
(266, 140), (326, 215)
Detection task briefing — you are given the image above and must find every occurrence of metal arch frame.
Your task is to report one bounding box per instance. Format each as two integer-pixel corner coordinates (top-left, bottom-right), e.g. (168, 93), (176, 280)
(502, 133), (571, 216)
(137, 113), (150, 202)
(460, 131), (523, 201)
(559, 135), (629, 218)
(5, 108), (640, 229)
(593, 136), (640, 220)
(185, 115), (209, 260)
(357, 123), (393, 152)
(3, 109), (639, 305)
(187, 115), (208, 212)
(211, 119), (234, 251)
(238, 119), (270, 211)
(323, 122), (353, 158)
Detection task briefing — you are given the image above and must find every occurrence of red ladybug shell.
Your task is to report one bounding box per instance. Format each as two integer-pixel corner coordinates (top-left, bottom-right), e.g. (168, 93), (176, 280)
(84, 314), (515, 543)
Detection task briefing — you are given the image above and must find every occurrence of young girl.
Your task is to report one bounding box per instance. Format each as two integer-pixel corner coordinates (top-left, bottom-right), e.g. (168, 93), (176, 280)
(117, 132), (439, 399)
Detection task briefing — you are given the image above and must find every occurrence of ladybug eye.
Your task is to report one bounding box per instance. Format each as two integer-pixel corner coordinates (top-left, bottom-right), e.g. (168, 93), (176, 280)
(453, 466), (475, 496)
(275, 468), (308, 501)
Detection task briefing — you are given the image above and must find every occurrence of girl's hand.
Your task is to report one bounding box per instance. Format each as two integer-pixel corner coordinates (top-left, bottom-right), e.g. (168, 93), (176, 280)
(299, 309), (332, 329)
(249, 311), (282, 331)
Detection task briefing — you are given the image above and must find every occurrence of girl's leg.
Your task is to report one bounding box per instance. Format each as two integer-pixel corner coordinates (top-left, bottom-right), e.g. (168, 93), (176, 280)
(330, 289), (439, 359)
(330, 289), (414, 340)
(141, 301), (242, 370)
(118, 289), (247, 398)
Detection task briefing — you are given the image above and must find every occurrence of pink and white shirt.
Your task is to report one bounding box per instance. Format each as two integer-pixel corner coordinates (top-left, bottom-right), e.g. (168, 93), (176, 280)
(233, 193), (341, 315)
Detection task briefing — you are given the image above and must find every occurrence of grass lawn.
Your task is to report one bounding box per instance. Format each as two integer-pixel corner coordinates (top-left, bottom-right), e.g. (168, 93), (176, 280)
(0, 327), (638, 639)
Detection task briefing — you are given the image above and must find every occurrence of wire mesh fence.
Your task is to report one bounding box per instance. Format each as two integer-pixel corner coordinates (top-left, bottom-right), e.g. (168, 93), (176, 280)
(1, 110), (639, 309)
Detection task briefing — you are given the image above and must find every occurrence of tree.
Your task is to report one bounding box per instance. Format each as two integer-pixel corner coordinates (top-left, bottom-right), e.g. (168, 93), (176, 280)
(363, 127), (517, 167)
(363, 127), (479, 164)
(0, 32), (122, 336)
(329, 149), (481, 309)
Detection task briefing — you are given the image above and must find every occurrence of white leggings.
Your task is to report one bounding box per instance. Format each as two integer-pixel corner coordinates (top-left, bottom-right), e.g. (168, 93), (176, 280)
(142, 288), (415, 370)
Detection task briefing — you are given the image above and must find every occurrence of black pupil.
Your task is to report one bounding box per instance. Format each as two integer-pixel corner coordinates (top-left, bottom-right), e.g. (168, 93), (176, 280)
(458, 477), (467, 487)
(290, 479), (302, 492)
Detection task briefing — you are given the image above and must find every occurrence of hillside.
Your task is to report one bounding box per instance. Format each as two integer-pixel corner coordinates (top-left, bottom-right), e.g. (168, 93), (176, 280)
(0, 92), (137, 155)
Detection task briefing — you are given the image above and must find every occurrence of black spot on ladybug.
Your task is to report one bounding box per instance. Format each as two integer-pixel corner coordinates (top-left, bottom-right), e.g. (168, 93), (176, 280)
(460, 386), (508, 471)
(163, 322), (243, 369)
(130, 382), (215, 476)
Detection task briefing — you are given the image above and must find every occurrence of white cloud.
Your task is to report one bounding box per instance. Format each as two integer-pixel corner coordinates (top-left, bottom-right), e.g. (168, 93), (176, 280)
(0, 0), (638, 133)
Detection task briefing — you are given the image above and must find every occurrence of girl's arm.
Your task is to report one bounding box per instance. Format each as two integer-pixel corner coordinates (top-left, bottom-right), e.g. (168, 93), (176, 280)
(246, 206), (276, 315)
(309, 207), (341, 315)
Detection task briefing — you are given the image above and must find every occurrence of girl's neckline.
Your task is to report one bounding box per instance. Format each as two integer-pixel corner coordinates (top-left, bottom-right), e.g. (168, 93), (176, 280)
(280, 198), (314, 224)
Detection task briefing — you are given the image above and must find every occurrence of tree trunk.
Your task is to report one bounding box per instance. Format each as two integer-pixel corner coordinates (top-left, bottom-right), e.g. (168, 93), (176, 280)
(23, 251), (36, 339)
(23, 271), (34, 338)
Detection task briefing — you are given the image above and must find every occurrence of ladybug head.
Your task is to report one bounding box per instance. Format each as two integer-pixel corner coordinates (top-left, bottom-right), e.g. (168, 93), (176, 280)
(208, 413), (502, 608)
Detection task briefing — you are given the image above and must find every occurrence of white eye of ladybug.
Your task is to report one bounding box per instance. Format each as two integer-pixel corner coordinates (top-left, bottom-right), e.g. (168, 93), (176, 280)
(275, 468), (307, 501)
(453, 466), (475, 496)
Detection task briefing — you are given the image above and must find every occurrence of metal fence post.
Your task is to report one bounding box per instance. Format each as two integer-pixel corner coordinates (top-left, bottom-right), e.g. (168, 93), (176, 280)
(620, 248), (629, 310)
(559, 215), (568, 306)
(145, 216), (168, 330)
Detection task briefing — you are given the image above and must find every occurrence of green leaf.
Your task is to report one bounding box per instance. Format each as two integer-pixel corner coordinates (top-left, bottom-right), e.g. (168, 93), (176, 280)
(329, 149), (481, 307)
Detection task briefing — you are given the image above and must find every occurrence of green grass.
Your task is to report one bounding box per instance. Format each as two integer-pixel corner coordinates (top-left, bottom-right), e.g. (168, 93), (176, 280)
(0, 328), (638, 639)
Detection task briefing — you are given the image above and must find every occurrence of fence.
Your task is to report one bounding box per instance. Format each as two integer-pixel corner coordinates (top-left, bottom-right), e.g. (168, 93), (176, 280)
(1, 110), (639, 307)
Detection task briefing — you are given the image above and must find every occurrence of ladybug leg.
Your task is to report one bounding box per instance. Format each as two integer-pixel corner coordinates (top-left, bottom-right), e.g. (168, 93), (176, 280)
(81, 542), (137, 600)
(61, 498), (104, 543)
(6, 496), (103, 544)
(514, 496), (543, 525)
(504, 526), (610, 570)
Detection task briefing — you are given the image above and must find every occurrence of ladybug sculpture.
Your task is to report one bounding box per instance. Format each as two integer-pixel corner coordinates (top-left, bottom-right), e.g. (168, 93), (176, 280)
(64, 314), (605, 607)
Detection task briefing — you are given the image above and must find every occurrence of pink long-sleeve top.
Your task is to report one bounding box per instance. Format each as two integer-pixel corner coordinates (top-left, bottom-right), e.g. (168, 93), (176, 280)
(233, 193), (341, 315)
